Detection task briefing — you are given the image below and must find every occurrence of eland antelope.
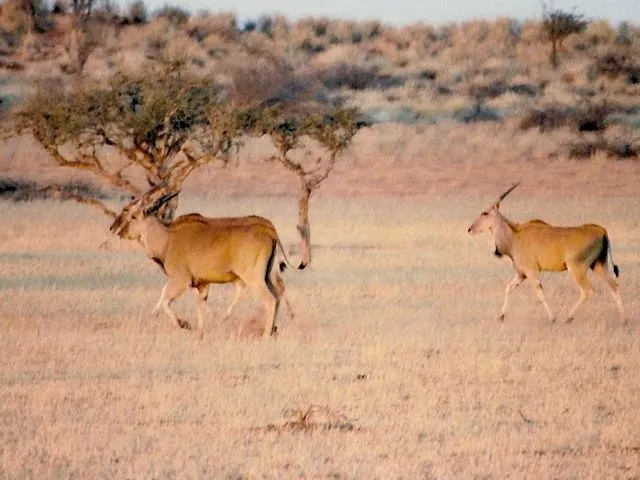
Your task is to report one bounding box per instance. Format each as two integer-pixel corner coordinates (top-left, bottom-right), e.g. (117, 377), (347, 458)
(110, 192), (305, 339)
(467, 183), (624, 323)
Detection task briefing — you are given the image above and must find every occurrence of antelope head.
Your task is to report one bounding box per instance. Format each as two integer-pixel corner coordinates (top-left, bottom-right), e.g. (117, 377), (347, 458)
(110, 187), (180, 239)
(467, 182), (520, 235)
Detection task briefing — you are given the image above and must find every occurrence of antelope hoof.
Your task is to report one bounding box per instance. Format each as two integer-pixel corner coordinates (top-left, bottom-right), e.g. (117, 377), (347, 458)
(498, 314), (505, 322)
(263, 327), (277, 339)
(177, 318), (191, 330)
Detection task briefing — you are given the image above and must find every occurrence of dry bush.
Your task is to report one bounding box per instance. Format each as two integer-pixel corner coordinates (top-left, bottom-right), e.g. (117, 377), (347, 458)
(325, 19), (359, 45)
(0, 57), (24, 69)
(317, 63), (388, 91)
(258, 405), (357, 433)
(254, 14), (289, 39)
(0, 0), (52, 35)
(581, 19), (615, 46)
(62, 17), (109, 74)
(126, 0), (148, 25)
(153, 5), (190, 26)
(0, 177), (111, 201)
(227, 62), (313, 105)
(144, 20), (170, 59)
(186, 11), (236, 43)
(567, 136), (639, 160)
(591, 49), (640, 84)
(519, 102), (622, 132)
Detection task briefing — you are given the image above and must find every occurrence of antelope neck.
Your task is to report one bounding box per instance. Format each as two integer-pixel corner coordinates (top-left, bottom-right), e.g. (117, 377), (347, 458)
(492, 213), (515, 258)
(140, 217), (170, 263)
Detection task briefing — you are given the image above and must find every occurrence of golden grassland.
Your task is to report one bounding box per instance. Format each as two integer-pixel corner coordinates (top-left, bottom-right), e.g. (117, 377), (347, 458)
(1, 194), (639, 478)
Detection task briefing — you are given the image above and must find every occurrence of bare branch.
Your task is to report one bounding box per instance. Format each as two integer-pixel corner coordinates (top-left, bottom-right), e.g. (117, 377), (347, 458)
(41, 142), (141, 196)
(40, 184), (118, 218)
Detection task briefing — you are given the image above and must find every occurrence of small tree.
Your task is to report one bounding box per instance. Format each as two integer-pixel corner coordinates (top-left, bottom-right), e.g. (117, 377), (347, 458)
(62, 0), (98, 73)
(15, 66), (241, 219)
(224, 57), (366, 266)
(239, 105), (364, 266)
(542, 4), (589, 68)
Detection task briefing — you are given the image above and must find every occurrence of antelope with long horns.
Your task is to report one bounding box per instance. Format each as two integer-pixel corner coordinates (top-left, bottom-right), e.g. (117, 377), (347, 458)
(468, 183), (624, 323)
(110, 190), (306, 339)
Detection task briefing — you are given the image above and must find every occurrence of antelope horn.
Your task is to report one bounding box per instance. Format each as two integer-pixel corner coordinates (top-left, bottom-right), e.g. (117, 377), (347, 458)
(145, 190), (180, 215)
(496, 182), (520, 205)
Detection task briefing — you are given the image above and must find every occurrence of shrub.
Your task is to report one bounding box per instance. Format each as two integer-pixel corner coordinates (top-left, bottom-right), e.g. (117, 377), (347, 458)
(418, 69), (437, 81)
(0, 178), (110, 202)
(593, 50), (631, 77)
(257, 15), (273, 37)
(317, 64), (380, 90)
(242, 19), (256, 32)
(154, 5), (191, 26)
(519, 103), (618, 132)
(454, 105), (502, 123)
(567, 138), (638, 160)
(541, 4), (589, 68)
(128, 0), (148, 24)
(615, 21), (632, 46)
(469, 81), (508, 101)
(509, 83), (541, 97)
(591, 50), (640, 84)
(187, 12), (237, 42)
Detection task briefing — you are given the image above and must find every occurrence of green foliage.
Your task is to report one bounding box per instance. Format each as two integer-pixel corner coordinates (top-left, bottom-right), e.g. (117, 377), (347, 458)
(541, 4), (589, 68)
(17, 69), (227, 155)
(236, 104), (365, 157)
(542, 6), (589, 42)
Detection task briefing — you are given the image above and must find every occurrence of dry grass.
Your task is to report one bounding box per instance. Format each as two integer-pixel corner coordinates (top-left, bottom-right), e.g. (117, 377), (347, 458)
(1, 194), (639, 478)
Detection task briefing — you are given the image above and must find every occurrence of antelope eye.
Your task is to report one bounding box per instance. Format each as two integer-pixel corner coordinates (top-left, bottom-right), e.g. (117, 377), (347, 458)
(481, 211), (489, 216)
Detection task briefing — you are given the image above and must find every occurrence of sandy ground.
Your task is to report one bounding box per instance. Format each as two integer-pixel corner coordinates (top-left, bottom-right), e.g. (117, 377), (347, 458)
(0, 192), (639, 478)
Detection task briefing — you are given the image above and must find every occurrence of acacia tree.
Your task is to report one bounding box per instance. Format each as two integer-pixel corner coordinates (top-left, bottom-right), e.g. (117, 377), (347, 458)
(15, 66), (242, 219)
(239, 105), (364, 266)
(14, 63), (366, 265)
(542, 4), (589, 68)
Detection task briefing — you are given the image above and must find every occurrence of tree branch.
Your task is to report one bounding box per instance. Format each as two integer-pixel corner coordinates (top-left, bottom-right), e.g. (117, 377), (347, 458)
(41, 184), (117, 218)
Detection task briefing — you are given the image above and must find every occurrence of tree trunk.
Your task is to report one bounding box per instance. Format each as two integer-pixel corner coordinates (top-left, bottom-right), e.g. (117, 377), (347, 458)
(550, 39), (559, 69)
(296, 173), (312, 267)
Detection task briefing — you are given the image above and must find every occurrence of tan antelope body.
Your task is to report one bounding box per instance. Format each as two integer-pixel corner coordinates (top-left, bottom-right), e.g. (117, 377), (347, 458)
(468, 183), (624, 323)
(162, 213), (297, 322)
(110, 193), (305, 339)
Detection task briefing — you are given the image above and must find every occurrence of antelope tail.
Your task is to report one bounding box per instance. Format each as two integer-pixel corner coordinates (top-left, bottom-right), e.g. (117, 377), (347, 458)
(605, 235), (620, 278)
(276, 240), (307, 272)
(605, 237), (620, 277)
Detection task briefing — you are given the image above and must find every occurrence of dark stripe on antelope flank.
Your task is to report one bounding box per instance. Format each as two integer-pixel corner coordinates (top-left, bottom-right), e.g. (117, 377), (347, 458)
(152, 257), (166, 274)
(265, 239), (277, 288)
(591, 235), (609, 271)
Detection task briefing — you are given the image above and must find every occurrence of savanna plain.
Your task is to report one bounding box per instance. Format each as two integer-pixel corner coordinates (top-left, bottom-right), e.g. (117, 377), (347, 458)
(1, 186), (640, 478)
(2, 5), (640, 477)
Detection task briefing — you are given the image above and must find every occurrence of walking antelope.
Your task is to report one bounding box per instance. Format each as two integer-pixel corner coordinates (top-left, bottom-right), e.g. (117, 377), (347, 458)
(110, 192), (305, 339)
(167, 212), (297, 322)
(467, 183), (624, 323)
